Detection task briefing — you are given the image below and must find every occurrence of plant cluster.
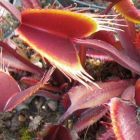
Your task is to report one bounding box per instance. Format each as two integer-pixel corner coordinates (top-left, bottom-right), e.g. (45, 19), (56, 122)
(0, 0), (140, 139)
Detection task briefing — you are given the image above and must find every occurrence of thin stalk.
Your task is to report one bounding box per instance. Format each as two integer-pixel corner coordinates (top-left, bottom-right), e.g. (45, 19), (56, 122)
(79, 45), (86, 67)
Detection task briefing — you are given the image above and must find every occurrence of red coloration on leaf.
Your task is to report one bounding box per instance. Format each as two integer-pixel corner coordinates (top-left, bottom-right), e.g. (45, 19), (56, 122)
(117, 20), (139, 62)
(38, 123), (78, 140)
(17, 24), (96, 88)
(79, 45), (86, 67)
(74, 39), (140, 75)
(17, 7), (127, 88)
(110, 97), (140, 140)
(86, 49), (113, 61)
(126, 21), (136, 42)
(135, 79), (140, 106)
(121, 86), (135, 103)
(17, 24), (78, 67)
(0, 41), (43, 74)
(0, 71), (20, 112)
(20, 76), (39, 86)
(114, 0), (140, 23)
(4, 82), (42, 111)
(21, 9), (97, 38)
(73, 105), (108, 132)
(134, 32), (140, 56)
(91, 31), (116, 47)
(43, 84), (61, 93)
(36, 90), (60, 101)
(59, 80), (132, 123)
(0, 0), (21, 22)
(61, 94), (71, 110)
(4, 67), (54, 111)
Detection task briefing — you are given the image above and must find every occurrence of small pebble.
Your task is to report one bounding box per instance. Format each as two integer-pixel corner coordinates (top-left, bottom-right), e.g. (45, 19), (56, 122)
(18, 115), (26, 122)
(42, 105), (46, 110)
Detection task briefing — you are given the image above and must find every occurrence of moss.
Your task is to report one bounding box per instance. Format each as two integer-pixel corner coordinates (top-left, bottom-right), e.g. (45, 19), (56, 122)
(20, 127), (35, 140)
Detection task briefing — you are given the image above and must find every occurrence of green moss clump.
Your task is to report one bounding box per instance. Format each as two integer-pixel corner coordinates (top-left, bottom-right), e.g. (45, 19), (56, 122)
(20, 127), (35, 140)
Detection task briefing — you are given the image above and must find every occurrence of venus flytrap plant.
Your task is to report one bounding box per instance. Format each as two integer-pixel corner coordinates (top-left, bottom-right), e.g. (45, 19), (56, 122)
(2, 0), (140, 86)
(17, 8), (126, 88)
(1, 0), (140, 139)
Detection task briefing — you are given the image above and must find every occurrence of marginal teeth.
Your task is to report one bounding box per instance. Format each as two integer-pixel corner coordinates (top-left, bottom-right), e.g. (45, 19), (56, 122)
(49, 61), (99, 89)
(95, 18), (125, 21)
(90, 14), (121, 18)
(99, 21), (127, 27)
(100, 25), (124, 32)
(90, 12), (127, 33)
(114, 8), (124, 19)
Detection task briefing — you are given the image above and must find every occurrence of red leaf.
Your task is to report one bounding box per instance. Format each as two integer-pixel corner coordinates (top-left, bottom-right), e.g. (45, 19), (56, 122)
(121, 85), (135, 103)
(4, 67), (54, 111)
(59, 80), (132, 123)
(20, 76), (39, 86)
(135, 79), (140, 106)
(0, 71), (20, 112)
(38, 123), (78, 140)
(5, 83), (43, 111)
(36, 90), (60, 101)
(91, 31), (116, 47)
(0, 41), (43, 74)
(110, 97), (140, 140)
(17, 24), (97, 88)
(114, 0), (140, 24)
(73, 105), (108, 132)
(21, 9), (97, 38)
(86, 49), (113, 62)
(74, 39), (140, 75)
(134, 32), (140, 56)
(117, 21), (139, 62)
